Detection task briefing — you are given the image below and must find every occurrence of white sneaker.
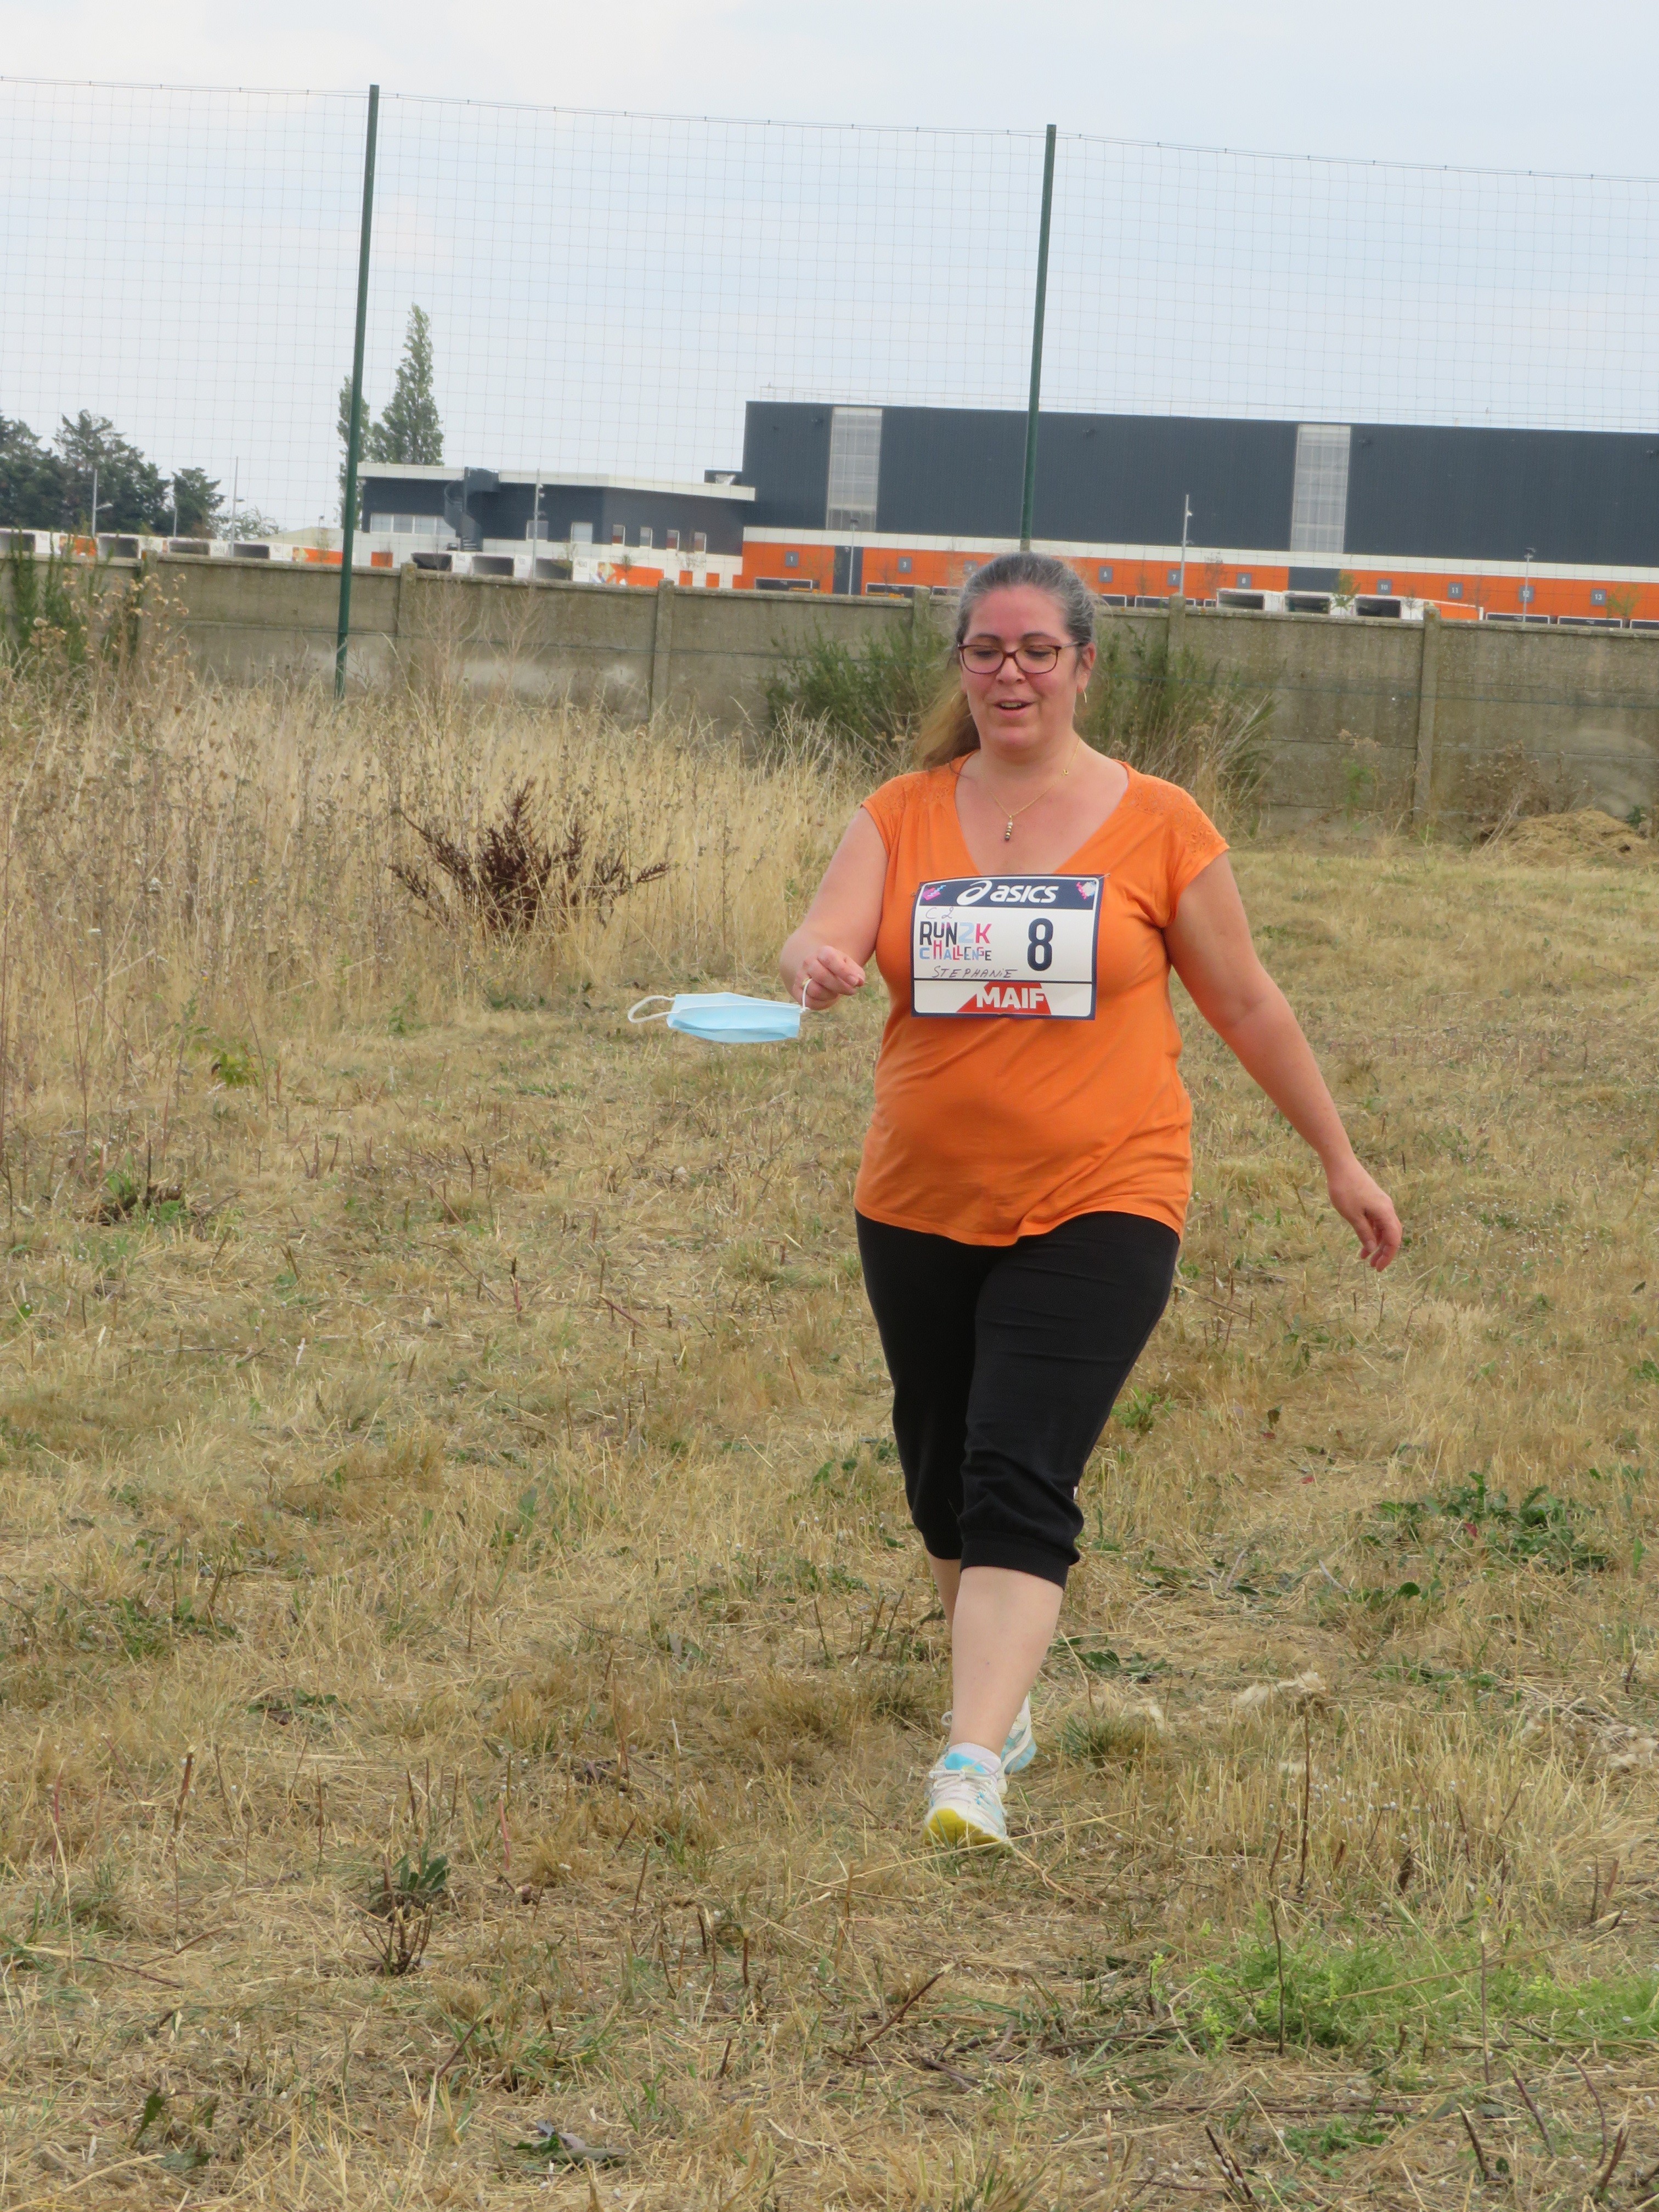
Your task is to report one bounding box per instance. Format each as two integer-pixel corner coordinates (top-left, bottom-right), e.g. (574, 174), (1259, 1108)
(940, 1701), (1037, 1776)
(1001, 1699), (1037, 1775)
(924, 1748), (1008, 1849)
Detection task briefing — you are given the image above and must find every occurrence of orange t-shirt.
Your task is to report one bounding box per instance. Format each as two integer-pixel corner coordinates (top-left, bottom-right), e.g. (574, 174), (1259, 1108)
(853, 759), (1228, 1245)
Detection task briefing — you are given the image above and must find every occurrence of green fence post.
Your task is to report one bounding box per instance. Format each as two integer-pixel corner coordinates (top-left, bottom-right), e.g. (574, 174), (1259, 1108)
(1019, 125), (1058, 553)
(335, 83), (380, 700)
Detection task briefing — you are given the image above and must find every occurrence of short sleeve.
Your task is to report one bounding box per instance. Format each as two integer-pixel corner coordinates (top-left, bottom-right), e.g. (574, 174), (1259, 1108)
(859, 771), (921, 854)
(1128, 773), (1228, 922)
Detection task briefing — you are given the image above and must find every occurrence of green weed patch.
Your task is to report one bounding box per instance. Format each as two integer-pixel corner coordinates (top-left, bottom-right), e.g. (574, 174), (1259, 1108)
(1188, 1925), (1659, 2055)
(1366, 1470), (1607, 1575)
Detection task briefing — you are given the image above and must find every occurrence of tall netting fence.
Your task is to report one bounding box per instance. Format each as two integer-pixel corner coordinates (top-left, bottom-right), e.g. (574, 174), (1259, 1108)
(1045, 139), (1659, 433)
(5, 80), (1659, 538)
(2, 85), (368, 538)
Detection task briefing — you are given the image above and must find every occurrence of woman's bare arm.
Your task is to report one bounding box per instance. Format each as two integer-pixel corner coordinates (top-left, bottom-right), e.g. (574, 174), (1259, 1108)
(1165, 855), (1402, 1269)
(779, 809), (888, 1009)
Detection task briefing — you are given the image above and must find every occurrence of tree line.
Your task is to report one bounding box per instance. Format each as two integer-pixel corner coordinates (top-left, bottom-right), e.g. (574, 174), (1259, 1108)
(0, 412), (222, 537)
(1, 306), (445, 539)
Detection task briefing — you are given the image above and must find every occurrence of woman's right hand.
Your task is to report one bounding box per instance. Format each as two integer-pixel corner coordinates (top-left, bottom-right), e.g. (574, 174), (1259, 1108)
(778, 808), (888, 1009)
(794, 944), (866, 1010)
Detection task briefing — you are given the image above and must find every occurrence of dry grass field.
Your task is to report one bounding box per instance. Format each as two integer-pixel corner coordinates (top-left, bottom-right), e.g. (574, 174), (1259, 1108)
(0, 667), (1657, 2210)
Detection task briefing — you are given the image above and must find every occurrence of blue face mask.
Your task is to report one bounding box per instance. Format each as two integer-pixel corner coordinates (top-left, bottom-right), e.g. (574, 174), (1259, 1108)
(628, 991), (805, 1045)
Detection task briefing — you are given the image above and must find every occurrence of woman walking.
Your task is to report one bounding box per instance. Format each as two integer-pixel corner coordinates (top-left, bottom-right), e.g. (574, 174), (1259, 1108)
(779, 551), (1401, 1850)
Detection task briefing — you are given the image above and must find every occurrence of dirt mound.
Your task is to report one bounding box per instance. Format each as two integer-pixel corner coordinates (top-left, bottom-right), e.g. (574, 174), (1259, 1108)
(1495, 808), (1651, 863)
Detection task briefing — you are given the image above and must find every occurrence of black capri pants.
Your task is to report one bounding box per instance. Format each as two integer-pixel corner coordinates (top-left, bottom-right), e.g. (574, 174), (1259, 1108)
(855, 1209), (1179, 1589)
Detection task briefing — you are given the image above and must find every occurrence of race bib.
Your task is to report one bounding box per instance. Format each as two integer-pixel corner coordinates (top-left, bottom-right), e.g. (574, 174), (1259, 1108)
(911, 876), (1103, 1018)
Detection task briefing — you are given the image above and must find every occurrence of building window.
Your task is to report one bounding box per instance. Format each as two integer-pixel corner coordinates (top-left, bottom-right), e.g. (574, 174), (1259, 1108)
(1098, 565), (1113, 585)
(1289, 424), (1352, 558)
(898, 556), (913, 574)
(369, 514), (392, 533)
(1376, 578), (1393, 595)
(571, 521), (593, 545)
(1237, 571), (1252, 587)
(639, 526), (653, 549)
(665, 529), (680, 551)
(825, 405), (882, 532)
(1448, 580), (1464, 599)
(611, 523), (626, 546)
(1591, 586), (1607, 606)
(692, 532), (707, 554)
(784, 550), (799, 567)
(525, 517), (552, 540)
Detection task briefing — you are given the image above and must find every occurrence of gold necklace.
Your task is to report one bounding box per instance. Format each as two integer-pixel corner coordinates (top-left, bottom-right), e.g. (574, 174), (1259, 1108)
(971, 736), (1082, 840)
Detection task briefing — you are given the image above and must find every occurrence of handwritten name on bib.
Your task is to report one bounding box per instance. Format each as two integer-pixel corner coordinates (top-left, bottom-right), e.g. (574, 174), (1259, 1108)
(911, 876), (1104, 1019)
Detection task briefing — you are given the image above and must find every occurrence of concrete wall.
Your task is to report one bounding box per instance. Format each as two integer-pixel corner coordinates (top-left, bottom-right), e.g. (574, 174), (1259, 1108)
(9, 554), (1657, 828)
(139, 557), (908, 732)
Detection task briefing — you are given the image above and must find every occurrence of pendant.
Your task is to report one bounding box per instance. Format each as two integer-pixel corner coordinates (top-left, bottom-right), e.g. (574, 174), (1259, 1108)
(1003, 820), (1014, 840)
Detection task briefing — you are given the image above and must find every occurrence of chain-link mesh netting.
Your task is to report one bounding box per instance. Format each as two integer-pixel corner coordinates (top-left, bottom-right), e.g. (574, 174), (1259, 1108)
(2, 84), (367, 534)
(1045, 139), (1659, 433)
(4, 78), (1659, 534)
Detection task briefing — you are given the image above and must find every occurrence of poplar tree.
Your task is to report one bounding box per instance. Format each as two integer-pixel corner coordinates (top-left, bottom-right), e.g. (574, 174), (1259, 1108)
(373, 308), (444, 465)
(337, 306), (444, 518)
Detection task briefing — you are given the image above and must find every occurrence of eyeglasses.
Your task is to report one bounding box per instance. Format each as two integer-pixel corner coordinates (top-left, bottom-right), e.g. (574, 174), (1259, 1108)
(956, 639), (1077, 677)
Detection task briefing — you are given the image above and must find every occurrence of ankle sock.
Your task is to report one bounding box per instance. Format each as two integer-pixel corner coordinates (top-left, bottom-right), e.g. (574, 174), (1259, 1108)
(944, 1741), (1002, 1775)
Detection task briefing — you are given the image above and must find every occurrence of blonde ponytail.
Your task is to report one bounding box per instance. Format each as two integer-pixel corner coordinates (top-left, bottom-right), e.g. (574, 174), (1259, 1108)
(914, 674), (978, 769)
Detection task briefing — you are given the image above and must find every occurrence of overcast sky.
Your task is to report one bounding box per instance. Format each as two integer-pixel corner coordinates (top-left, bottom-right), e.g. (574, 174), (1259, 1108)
(4, 3), (1655, 533)
(1, 0), (1652, 172)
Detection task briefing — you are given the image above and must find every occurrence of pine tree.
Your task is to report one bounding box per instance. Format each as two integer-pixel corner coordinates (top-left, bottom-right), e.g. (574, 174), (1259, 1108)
(170, 468), (223, 537)
(51, 412), (170, 533)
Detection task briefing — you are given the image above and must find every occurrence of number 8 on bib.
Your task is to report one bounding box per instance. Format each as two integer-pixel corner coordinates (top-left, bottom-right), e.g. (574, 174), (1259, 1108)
(911, 876), (1103, 1019)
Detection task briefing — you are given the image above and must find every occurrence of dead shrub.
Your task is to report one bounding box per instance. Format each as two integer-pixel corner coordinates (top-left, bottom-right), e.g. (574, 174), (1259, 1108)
(1463, 742), (1582, 841)
(390, 780), (667, 938)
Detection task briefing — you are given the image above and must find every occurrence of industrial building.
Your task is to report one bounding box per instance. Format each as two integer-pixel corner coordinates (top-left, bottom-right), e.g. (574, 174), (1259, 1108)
(735, 403), (1659, 622)
(22, 402), (1657, 625)
(351, 408), (1659, 623)
(354, 464), (751, 586)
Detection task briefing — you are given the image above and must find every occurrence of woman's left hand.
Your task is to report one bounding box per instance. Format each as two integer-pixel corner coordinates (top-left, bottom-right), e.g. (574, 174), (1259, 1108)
(1325, 1154), (1403, 1270)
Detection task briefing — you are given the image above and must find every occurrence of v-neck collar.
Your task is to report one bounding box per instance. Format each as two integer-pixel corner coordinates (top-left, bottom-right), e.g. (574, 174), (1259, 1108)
(946, 754), (1138, 878)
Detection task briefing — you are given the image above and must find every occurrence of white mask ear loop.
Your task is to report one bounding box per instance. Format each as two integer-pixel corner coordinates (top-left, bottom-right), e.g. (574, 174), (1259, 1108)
(627, 995), (673, 1024)
(800, 974), (810, 1012)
